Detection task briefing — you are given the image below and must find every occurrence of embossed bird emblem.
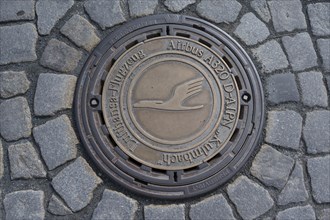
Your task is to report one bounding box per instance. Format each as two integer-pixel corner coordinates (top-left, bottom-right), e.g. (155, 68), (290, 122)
(133, 77), (205, 111)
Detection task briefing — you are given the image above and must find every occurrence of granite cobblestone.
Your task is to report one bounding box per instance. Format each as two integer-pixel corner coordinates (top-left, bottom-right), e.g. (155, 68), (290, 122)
(0, 190), (2, 220)
(325, 75), (330, 92)
(250, 0), (271, 23)
(52, 157), (102, 212)
(36, 0), (74, 35)
(197, 0), (242, 24)
(268, 0), (307, 33)
(4, 190), (45, 220)
(47, 195), (73, 216)
(0, 71), (30, 98)
(8, 141), (46, 180)
(33, 115), (78, 170)
(227, 176), (274, 219)
(0, 1), (35, 22)
(234, 13), (270, 46)
(61, 14), (100, 52)
(0, 140), (3, 180)
(0, 1), (328, 219)
(92, 190), (138, 220)
(265, 110), (302, 150)
(303, 110), (330, 154)
(282, 33), (318, 71)
(0, 23), (38, 65)
(307, 156), (330, 203)
(298, 71), (328, 107)
(252, 40), (289, 73)
(190, 194), (235, 220)
(0, 97), (32, 141)
(84, 0), (126, 30)
(276, 205), (316, 220)
(40, 39), (82, 73)
(34, 73), (77, 116)
(164, 0), (196, 12)
(251, 145), (294, 189)
(266, 73), (299, 104)
(144, 204), (185, 220)
(317, 39), (330, 72)
(128, 0), (158, 18)
(319, 209), (330, 220)
(277, 162), (308, 205)
(308, 3), (330, 36)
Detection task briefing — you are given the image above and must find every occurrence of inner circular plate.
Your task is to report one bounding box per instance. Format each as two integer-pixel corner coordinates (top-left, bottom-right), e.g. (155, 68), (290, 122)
(75, 14), (264, 199)
(128, 58), (215, 145)
(101, 36), (235, 170)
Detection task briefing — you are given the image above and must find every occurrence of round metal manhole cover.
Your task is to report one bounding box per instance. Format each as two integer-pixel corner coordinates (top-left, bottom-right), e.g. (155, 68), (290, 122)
(75, 14), (264, 199)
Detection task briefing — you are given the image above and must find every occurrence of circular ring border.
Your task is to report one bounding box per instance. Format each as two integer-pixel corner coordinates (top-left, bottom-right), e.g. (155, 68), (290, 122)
(74, 14), (265, 199)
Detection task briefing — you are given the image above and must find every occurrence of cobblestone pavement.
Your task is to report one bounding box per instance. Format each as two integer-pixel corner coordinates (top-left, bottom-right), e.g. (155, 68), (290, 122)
(0, 0), (329, 219)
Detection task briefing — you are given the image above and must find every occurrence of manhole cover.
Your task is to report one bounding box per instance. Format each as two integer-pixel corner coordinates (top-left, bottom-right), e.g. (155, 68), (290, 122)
(75, 14), (264, 199)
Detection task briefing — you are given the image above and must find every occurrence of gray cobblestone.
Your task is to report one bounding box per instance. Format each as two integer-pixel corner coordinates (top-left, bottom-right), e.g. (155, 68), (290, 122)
(92, 190), (138, 220)
(0, 97), (32, 141)
(0, 71), (30, 99)
(268, 0), (306, 33)
(307, 155), (330, 203)
(8, 141), (46, 180)
(4, 190), (45, 220)
(189, 194), (235, 220)
(227, 176), (274, 220)
(48, 195), (73, 216)
(303, 110), (330, 154)
(282, 33), (317, 71)
(0, 23), (37, 65)
(197, 0), (242, 23)
(52, 157), (102, 212)
(252, 40), (289, 73)
(61, 14), (100, 52)
(308, 3), (330, 36)
(36, 0), (74, 35)
(34, 73), (77, 116)
(251, 145), (294, 189)
(0, 140), (3, 180)
(144, 204), (185, 220)
(319, 209), (330, 220)
(251, 0), (271, 23)
(326, 75), (330, 92)
(234, 13), (270, 46)
(85, 0), (126, 30)
(298, 71), (328, 107)
(33, 115), (78, 170)
(265, 110), (302, 150)
(40, 39), (82, 73)
(266, 72), (299, 104)
(276, 205), (316, 220)
(164, 0), (196, 12)
(0, 0), (35, 22)
(278, 162), (308, 205)
(317, 39), (330, 72)
(0, 190), (2, 220)
(128, 0), (158, 18)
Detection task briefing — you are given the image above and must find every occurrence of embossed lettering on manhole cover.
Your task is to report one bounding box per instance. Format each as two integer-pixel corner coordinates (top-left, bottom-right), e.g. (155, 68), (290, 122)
(75, 14), (264, 199)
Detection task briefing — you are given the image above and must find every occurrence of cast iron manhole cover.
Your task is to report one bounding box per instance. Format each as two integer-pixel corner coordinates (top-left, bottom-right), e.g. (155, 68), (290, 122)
(75, 14), (264, 199)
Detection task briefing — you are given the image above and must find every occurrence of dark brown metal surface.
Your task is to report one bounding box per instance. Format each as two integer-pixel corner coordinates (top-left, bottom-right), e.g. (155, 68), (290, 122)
(74, 14), (264, 199)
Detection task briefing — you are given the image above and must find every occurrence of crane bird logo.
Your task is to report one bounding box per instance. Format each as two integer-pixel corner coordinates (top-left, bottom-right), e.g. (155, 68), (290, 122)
(133, 77), (205, 111)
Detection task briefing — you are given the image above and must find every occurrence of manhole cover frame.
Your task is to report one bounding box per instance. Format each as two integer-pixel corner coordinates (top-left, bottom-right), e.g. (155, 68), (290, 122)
(75, 14), (265, 199)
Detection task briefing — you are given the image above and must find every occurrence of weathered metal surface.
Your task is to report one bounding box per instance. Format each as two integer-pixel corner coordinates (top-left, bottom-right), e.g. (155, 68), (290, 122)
(74, 14), (264, 199)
